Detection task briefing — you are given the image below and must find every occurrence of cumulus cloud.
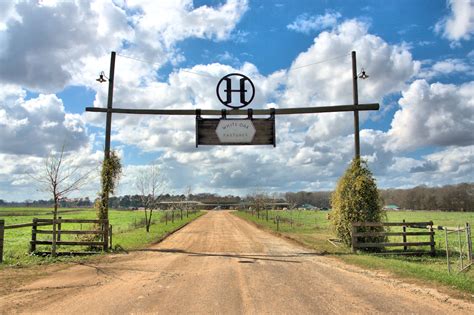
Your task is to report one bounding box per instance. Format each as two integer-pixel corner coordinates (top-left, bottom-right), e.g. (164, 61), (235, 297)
(287, 11), (341, 33)
(419, 58), (474, 79)
(0, 0), (130, 92)
(434, 0), (474, 43)
(387, 80), (474, 151)
(283, 19), (419, 141)
(0, 86), (88, 156)
(0, 0), (248, 93)
(126, 0), (248, 49)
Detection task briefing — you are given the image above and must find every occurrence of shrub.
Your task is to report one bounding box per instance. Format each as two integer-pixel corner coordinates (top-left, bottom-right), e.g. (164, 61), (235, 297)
(331, 158), (385, 247)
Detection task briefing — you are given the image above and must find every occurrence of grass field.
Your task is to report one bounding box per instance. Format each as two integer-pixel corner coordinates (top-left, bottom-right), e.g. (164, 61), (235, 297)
(0, 207), (203, 266)
(234, 209), (474, 295)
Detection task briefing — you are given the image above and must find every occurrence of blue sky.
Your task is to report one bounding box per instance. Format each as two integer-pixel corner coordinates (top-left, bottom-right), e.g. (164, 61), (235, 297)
(0, 0), (473, 201)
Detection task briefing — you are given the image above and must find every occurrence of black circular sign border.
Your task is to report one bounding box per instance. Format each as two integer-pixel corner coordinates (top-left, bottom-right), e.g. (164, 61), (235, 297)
(216, 73), (255, 109)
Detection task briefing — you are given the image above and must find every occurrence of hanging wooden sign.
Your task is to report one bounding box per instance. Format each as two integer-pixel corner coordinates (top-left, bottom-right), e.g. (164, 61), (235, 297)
(196, 112), (275, 147)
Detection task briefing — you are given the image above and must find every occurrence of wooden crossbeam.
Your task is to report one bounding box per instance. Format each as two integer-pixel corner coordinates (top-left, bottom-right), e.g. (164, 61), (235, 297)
(85, 103), (379, 116)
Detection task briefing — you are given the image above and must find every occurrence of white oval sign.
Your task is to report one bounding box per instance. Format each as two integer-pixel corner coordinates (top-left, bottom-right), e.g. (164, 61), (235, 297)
(216, 120), (256, 143)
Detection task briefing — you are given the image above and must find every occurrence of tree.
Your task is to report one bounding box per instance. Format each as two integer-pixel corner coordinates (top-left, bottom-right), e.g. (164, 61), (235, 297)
(330, 158), (385, 247)
(136, 164), (167, 232)
(250, 191), (269, 219)
(30, 145), (96, 255)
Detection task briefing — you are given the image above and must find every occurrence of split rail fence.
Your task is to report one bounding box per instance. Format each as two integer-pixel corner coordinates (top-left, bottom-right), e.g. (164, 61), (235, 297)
(351, 221), (435, 256)
(30, 218), (110, 255)
(0, 218), (112, 262)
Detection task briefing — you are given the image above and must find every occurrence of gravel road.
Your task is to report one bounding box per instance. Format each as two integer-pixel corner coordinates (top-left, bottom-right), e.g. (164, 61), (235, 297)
(0, 211), (472, 314)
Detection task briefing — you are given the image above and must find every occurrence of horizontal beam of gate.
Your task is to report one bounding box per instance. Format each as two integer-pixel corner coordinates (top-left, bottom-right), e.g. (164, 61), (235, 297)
(85, 103), (379, 116)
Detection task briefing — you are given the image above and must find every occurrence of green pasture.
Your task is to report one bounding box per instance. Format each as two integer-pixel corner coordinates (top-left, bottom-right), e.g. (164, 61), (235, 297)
(0, 207), (203, 266)
(234, 209), (474, 295)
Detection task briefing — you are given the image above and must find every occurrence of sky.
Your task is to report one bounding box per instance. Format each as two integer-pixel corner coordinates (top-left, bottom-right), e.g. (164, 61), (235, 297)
(0, 0), (473, 202)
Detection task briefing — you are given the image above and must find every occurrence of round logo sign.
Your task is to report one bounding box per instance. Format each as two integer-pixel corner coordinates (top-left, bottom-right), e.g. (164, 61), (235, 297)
(216, 73), (255, 109)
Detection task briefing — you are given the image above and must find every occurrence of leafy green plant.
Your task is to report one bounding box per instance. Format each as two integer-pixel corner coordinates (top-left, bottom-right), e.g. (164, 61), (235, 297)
(96, 151), (122, 221)
(330, 158), (385, 247)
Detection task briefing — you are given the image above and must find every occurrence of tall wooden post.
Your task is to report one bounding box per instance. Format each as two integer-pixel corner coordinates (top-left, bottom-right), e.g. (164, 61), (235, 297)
(104, 51), (116, 160)
(57, 216), (62, 242)
(0, 219), (4, 263)
(352, 51), (360, 159)
(103, 51), (116, 226)
(30, 218), (37, 254)
(103, 220), (109, 252)
(402, 219), (407, 251)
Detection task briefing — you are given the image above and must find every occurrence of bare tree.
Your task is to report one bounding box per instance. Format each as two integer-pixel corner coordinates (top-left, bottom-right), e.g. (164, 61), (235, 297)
(136, 164), (167, 232)
(29, 145), (96, 255)
(250, 190), (270, 219)
(184, 185), (194, 217)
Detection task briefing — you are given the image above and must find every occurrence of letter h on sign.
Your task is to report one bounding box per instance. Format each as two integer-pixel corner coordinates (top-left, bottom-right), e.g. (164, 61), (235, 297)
(223, 77), (247, 106)
(216, 73), (255, 109)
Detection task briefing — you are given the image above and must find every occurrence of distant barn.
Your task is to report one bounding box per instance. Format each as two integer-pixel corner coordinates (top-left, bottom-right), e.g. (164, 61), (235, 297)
(383, 204), (400, 211)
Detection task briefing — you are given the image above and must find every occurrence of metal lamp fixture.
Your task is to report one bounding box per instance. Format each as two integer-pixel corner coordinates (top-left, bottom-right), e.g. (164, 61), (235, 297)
(358, 68), (369, 80)
(96, 71), (108, 83)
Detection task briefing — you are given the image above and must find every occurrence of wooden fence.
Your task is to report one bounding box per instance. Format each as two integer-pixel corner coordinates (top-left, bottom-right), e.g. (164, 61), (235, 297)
(0, 220), (4, 263)
(1, 219), (58, 263)
(30, 218), (110, 255)
(351, 220), (435, 256)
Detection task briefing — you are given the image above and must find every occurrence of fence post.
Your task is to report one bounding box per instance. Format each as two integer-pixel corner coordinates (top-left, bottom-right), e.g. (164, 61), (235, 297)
(402, 219), (407, 251)
(103, 220), (109, 252)
(172, 211), (174, 223)
(457, 225), (463, 270)
(445, 228), (451, 273)
(52, 218), (57, 257)
(109, 224), (113, 250)
(57, 216), (62, 242)
(429, 221), (435, 257)
(0, 219), (4, 263)
(276, 216), (279, 231)
(29, 218), (38, 254)
(165, 212), (168, 225)
(466, 223), (472, 262)
(351, 223), (357, 253)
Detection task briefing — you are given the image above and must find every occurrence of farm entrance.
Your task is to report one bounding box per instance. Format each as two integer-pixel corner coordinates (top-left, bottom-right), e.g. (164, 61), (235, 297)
(86, 51), (379, 237)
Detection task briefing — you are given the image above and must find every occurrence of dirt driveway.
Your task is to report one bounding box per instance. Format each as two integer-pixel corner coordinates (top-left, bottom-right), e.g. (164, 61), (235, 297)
(0, 211), (472, 314)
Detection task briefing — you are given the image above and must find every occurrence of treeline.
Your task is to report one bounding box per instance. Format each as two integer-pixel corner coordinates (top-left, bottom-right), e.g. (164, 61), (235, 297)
(2, 183), (472, 212)
(0, 197), (92, 208)
(284, 191), (331, 208)
(284, 183), (473, 212)
(0, 193), (243, 209)
(379, 183), (473, 212)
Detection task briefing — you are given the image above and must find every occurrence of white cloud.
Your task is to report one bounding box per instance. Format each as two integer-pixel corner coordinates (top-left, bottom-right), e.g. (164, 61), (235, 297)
(283, 19), (419, 141)
(419, 58), (474, 79)
(287, 11), (341, 34)
(122, 0), (248, 60)
(0, 0), (130, 92)
(387, 79), (474, 151)
(0, 86), (89, 156)
(0, 141), (103, 201)
(0, 0), (248, 93)
(434, 0), (474, 43)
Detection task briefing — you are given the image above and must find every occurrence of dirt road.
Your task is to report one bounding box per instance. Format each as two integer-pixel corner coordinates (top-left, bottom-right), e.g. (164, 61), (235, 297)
(1, 211), (472, 314)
